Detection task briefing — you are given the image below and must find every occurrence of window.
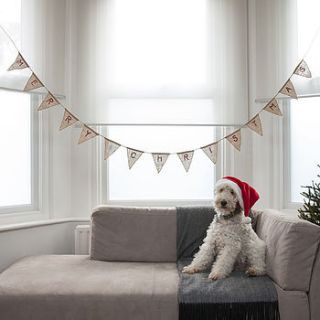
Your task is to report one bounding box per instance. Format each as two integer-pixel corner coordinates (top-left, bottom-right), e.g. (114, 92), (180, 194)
(0, 0), (39, 213)
(289, 98), (320, 203)
(66, 0), (247, 203)
(287, 0), (320, 204)
(105, 126), (217, 201)
(95, 0), (240, 202)
(0, 89), (39, 211)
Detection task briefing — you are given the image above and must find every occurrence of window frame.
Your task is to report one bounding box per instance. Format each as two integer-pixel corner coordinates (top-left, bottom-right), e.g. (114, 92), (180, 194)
(282, 99), (300, 210)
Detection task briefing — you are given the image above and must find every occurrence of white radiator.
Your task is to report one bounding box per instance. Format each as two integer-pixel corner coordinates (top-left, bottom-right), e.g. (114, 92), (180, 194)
(74, 225), (91, 255)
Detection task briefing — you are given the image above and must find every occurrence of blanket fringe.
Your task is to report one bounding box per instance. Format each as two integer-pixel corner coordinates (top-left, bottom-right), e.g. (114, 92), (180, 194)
(179, 301), (280, 320)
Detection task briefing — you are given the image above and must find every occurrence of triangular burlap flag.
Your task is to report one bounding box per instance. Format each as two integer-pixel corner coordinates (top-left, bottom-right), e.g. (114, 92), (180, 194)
(246, 114), (263, 136)
(78, 125), (98, 144)
(201, 143), (218, 164)
(24, 73), (43, 91)
(280, 79), (297, 99)
(38, 93), (59, 111)
(127, 148), (143, 169)
(152, 153), (169, 173)
(59, 110), (78, 130)
(8, 53), (28, 71)
(263, 98), (282, 116)
(294, 60), (312, 78)
(226, 129), (241, 151)
(177, 151), (194, 172)
(104, 139), (120, 159)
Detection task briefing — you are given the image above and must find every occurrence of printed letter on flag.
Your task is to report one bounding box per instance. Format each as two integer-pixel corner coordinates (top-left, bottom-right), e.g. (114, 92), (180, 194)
(294, 60), (311, 78)
(59, 109), (78, 130)
(177, 151), (194, 172)
(104, 139), (120, 159)
(38, 93), (59, 111)
(280, 79), (297, 99)
(263, 98), (282, 116)
(226, 130), (241, 151)
(24, 73), (43, 91)
(127, 148), (143, 169)
(246, 114), (263, 136)
(152, 153), (169, 173)
(78, 125), (98, 144)
(8, 53), (28, 71)
(201, 143), (218, 164)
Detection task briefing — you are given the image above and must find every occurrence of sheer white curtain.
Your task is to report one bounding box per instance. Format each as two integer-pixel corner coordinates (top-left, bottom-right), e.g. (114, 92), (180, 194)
(65, 0), (249, 127)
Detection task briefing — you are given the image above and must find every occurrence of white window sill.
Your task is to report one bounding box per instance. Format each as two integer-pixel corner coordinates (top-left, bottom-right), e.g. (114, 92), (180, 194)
(0, 216), (90, 233)
(0, 210), (48, 226)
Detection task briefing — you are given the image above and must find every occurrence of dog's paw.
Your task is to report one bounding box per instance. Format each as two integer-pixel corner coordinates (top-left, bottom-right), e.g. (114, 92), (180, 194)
(208, 272), (225, 281)
(182, 265), (200, 274)
(246, 267), (257, 277)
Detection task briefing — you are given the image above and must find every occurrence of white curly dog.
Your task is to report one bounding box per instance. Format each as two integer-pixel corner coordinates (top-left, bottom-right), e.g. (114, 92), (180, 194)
(183, 177), (266, 280)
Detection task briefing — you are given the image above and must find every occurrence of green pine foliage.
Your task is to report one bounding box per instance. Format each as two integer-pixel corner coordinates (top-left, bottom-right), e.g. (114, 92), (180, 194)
(298, 165), (320, 226)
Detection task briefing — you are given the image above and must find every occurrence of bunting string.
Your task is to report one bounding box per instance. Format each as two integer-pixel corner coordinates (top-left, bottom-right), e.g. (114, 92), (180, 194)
(1, 24), (314, 173)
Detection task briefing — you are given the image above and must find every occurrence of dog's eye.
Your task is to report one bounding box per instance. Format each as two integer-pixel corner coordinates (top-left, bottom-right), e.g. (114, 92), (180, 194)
(230, 190), (235, 195)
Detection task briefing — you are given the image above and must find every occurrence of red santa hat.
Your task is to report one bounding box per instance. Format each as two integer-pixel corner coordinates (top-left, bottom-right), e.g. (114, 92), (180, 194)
(215, 176), (260, 216)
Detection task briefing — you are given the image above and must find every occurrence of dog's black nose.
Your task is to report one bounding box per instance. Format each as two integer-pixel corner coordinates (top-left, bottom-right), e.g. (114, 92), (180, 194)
(221, 200), (227, 207)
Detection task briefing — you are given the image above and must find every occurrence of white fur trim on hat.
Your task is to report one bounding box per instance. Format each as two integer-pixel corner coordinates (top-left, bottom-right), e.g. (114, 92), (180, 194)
(215, 179), (244, 209)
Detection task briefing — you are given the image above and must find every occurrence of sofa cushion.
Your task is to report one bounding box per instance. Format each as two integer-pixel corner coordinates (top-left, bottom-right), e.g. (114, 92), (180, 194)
(91, 205), (177, 262)
(0, 255), (179, 320)
(255, 209), (320, 291)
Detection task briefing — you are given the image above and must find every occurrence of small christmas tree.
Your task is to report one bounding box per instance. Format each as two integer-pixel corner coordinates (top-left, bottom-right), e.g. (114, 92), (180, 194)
(298, 165), (320, 226)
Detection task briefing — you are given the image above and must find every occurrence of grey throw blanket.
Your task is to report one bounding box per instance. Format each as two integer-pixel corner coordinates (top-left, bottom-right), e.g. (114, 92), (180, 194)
(176, 206), (279, 320)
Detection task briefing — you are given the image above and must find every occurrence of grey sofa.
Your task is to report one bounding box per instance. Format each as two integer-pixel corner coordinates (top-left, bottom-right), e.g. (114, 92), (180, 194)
(0, 206), (319, 320)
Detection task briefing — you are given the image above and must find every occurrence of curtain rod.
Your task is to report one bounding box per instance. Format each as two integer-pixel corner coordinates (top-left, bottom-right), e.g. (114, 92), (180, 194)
(78, 123), (243, 127)
(255, 93), (320, 103)
(0, 86), (65, 99)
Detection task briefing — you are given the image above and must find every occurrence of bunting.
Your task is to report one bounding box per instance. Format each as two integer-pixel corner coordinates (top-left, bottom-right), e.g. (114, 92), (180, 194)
(104, 139), (120, 160)
(38, 93), (59, 111)
(246, 114), (263, 136)
(201, 143), (218, 164)
(263, 98), (283, 116)
(152, 153), (169, 173)
(280, 79), (297, 99)
(178, 151), (194, 172)
(78, 125), (98, 144)
(294, 60), (312, 78)
(127, 148), (143, 169)
(59, 110), (78, 130)
(7, 53), (28, 71)
(4, 38), (314, 173)
(226, 130), (241, 151)
(24, 73), (43, 91)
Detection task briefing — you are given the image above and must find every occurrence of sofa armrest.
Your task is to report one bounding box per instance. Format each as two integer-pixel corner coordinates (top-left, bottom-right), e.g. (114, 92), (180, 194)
(255, 209), (320, 292)
(309, 246), (320, 320)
